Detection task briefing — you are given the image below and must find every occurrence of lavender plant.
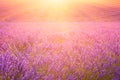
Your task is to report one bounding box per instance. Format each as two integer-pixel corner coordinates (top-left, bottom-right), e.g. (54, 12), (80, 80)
(0, 23), (120, 80)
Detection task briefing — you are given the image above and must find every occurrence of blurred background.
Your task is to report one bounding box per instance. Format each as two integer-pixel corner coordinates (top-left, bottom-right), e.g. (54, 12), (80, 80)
(0, 0), (120, 22)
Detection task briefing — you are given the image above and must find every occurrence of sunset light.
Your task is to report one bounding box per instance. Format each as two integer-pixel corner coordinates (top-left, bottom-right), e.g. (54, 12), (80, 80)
(0, 0), (120, 80)
(46, 0), (67, 5)
(0, 0), (119, 21)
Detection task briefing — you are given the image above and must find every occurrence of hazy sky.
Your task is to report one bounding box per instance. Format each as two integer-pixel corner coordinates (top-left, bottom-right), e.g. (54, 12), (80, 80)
(0, 0), (120, 22)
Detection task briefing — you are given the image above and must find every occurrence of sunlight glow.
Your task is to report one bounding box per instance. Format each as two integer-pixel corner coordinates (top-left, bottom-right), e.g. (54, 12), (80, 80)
(1, 0), (119, 22)
(47, 0), (67, 5)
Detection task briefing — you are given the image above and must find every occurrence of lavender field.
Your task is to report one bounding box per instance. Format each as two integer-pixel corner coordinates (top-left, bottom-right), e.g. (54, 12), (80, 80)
(0, 22), (120, 80)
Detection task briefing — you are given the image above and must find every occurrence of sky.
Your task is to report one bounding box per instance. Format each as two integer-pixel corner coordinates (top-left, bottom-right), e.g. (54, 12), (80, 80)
(0, 0), (120, 22)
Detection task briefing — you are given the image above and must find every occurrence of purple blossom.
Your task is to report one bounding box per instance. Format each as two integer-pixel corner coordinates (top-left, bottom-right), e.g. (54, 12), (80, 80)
(0, 23), (120, 79)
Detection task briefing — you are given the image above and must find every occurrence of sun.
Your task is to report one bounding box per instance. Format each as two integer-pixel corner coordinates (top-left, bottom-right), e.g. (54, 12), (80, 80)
(42, 0), (68, 7)
(50, 0), (66, 4)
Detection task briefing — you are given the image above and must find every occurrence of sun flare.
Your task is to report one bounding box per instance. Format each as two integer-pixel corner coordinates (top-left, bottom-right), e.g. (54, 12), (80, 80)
(47, 0), (67, 4)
